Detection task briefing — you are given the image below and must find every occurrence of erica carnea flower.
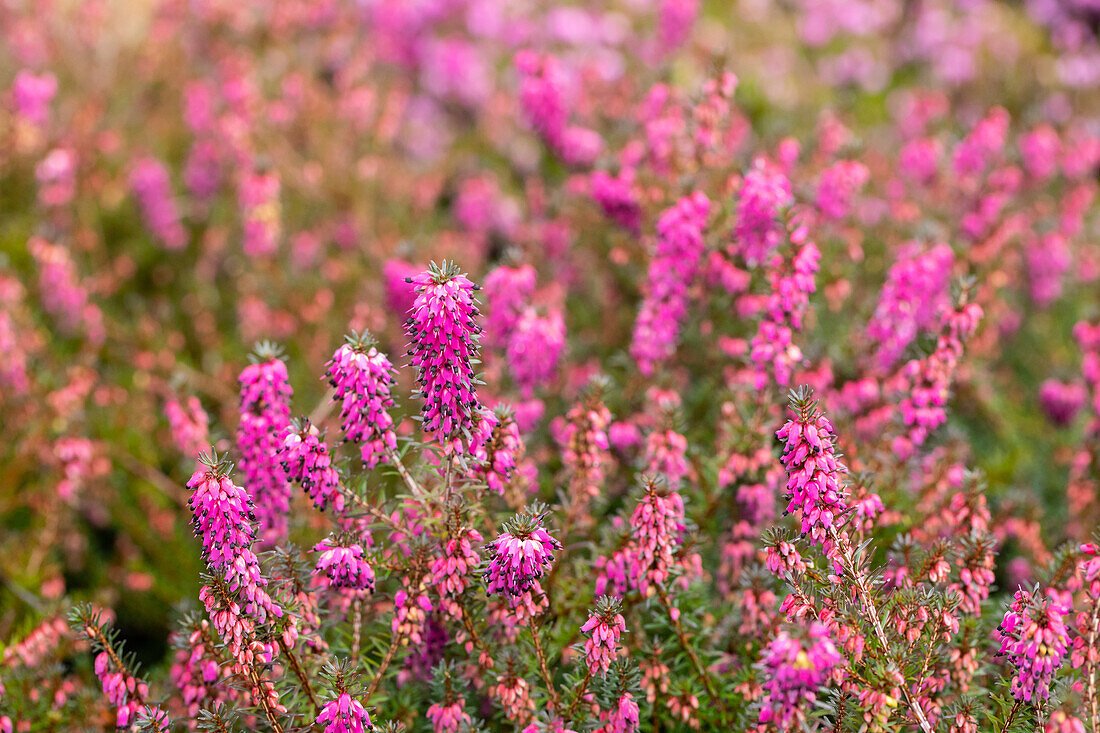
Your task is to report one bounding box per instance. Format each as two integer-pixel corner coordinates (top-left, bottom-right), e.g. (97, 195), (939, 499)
(591, 169), (642, 233)
(483, 264), (536, 349)
(776, 387), (848, 550)
(507, 307), (565, 397)
(130, 156), (186, 250)
(187, 452), (282, 623)
(580, 596), (626, 676)
(631, 192), (711, 376)
(561, 380), (612, 502)
(426, 701), (470, 733)
(12, 69), (57, 127)
(485, 505), (562, 596)
(280, 418), (343, 513)
(165, 395), (210, 458)
(735, 157), (792, 266)
(317, 660), (373, 733)
(474, 405), (524, 495)
(995, 586), (1070, 702)
(866, 242), (954, 372)
(317, 693), (372, 733)
(405, 261), (492, 455)
(314, 534), (375, 592)
(237, 343), (293, 542)
(628, 477), (684, 596)
(431, 527), (483, 597)
(327, 331), (398, 469)
(608, 692), (640, 733)
(758, 622), (844, 728)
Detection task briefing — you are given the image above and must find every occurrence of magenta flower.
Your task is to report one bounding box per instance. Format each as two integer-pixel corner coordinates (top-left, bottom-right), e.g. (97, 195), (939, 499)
(316, 692), (372, 733)
(776, 387), (848, 550)
(627, 478), (684, 596)
(474, 406), (524, 495)
(279, 419), (343, 513)
(426, 701), (470, 733)
(485, 506), (562, 596)
(580, 596), (626, 676)
(866, 242), (953, 371)
(658, 0), (699, 52)
(758, 623), (844, 728)
(815, 160), (869, 220)
(591, 169), (642, 234)
(431, 527), (483, 597)
(1038, 379), (1086, 426)
(165, 395), (210, 459)
(506, 307), (565, 397)
(483, 264), (536, 350)
(405, 261), (492, 455)
(186, 454), (282, 624)
(326, 333), (398, 469)
(236, 344), (293, 542)
(12, 70), (57, 126)
(313, 535), (375, 592)
(736, 157), (793, 266)
(996, 587), (1070, 702)
(608, 693), (640, 733)
(631, 192), (711, 375)
(130, 156), (187, 251)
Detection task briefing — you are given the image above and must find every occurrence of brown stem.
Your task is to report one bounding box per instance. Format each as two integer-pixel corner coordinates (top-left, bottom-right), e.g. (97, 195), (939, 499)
(351, 597), (363, 666)
(277, 636), (321, 715)
(828, 526), (934, 733)
(244, 663), (286, 733)
(363, 632), (401, 704)
(655, 585), (720, 707)
(1000, 699), (1023, 733)
(563, 667), (594, 723)
(530, 616), (561, 711)
(385, 447), (427, 500)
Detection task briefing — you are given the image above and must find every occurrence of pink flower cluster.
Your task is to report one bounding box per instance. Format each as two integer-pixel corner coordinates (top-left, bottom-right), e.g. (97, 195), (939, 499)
(317, 693), (372, 733)
(996, 587), (1070, 702)
(866, 242), (954, 371)
(280, 419), (343, 513)
(776, 390), (848, 549)
(735, 158), (793, 266)
(28, 237), (103, 343)
(130, 156), (187, 251)
(631, 192), (711, 375)
(327, 334), (398, 469)
(758, 623), (844, 728)
(483, 265), (536, 349)
(186, 458), (282, 623)
(749, 219), (819, 389)
(405, 262), (492, 455)
(165, 395), (210, 458)
(507, 307), (565, 396)
(626, 479), (684, 596)
(313, 536), (375, 592)
(474, 407), (524, 495)
(236, 350), (293, 542)
(580, 597), (626, 676)
(514, 50), (601, 166)
(485, 507), (562, 596)
(431, 527), (483, 598)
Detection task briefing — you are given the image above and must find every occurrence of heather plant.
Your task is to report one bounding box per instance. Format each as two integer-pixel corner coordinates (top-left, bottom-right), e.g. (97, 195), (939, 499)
(3, 0), (1100, 732)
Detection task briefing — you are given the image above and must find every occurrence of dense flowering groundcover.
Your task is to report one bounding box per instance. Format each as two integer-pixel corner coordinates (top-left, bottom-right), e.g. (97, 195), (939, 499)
(4, 1), (1100, 732)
